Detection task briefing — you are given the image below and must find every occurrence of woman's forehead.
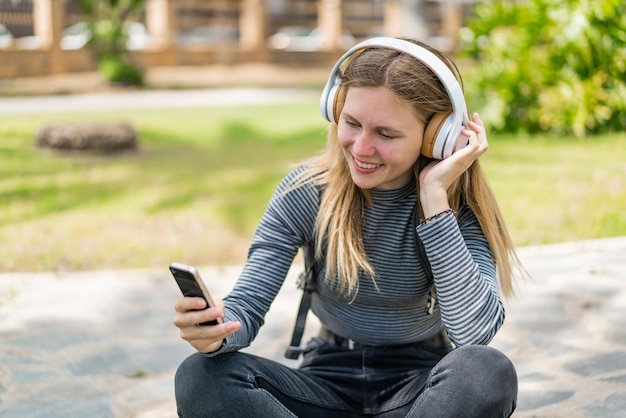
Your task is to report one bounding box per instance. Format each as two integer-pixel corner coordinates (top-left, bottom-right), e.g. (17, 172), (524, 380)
(343, 87), (425, 128)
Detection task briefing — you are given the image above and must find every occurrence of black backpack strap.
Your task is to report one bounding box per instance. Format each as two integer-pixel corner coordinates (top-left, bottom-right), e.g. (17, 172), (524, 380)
(284, 244), (318, 359)
(285, 205), (435, 359)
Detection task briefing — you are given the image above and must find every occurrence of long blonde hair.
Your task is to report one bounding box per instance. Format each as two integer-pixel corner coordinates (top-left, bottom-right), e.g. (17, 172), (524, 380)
(297, 39), (524, 298)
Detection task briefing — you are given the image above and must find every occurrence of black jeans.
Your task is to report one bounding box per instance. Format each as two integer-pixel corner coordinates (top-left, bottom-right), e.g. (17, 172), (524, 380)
(175, 340), (517, 417)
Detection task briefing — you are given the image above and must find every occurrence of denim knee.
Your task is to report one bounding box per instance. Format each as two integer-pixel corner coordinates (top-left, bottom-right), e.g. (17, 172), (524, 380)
(409, 345), (517, 418)
(175, 353), (207, 415)
(175, 352), (236, 416)
(439, 345), (518, 417)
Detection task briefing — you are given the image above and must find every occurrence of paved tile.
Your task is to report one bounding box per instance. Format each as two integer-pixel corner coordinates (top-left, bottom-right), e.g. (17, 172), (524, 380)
(491, 238), (626, 417)
(0, 237), (625, 417)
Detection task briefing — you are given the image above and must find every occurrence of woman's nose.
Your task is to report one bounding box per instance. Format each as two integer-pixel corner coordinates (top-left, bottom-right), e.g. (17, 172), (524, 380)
(352, 132), (375, 156)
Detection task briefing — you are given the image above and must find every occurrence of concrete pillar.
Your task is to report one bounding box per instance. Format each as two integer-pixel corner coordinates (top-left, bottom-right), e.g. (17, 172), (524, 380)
(33, 0), (64, 50)
(33, 0), (65, 73)
(240, 0), (267, 53)
(384, 0), (428, 40)
(145, 0), (177, 49)
(317, 0), (342, 51)
(383, 0), (402, 37)
(441, 1), (463, 50)
(144, 0), (178, 64)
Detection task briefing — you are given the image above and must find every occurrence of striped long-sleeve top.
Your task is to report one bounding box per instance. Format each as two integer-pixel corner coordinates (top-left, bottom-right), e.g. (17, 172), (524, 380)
(217, 166), (505, 353)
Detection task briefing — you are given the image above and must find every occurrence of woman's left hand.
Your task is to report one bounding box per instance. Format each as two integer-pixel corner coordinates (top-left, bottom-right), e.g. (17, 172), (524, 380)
(418, 112), (488, 218)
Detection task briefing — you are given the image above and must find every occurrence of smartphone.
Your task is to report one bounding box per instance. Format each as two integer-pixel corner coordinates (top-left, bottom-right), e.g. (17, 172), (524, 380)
(169, 262), (222, 326)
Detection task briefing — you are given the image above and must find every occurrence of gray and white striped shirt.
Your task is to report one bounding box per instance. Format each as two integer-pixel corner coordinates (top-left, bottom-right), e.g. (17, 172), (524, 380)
(220, 166), (504, 352)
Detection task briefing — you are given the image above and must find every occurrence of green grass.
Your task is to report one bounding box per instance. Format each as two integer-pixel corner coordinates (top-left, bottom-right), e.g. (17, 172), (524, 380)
(0, 99), (624, 272)
(481, 131), (626, 246)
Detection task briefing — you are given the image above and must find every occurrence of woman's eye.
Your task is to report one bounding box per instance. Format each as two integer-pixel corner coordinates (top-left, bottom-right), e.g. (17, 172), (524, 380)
(344, 119), (358, 127)
(379, 132), (395, 140)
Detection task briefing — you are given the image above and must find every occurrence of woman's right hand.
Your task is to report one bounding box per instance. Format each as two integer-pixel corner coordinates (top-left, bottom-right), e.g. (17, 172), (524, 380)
(173, 297), (242, 354)
(419, 112), (488, 218)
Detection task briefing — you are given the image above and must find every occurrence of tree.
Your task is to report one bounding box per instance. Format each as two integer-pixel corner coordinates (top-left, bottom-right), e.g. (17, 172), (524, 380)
(460, 0), (626, 136)
(77, 0), (146, 86)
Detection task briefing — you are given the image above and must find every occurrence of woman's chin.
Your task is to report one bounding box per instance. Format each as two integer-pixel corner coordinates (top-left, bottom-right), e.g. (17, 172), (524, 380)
(350, 173), (378, 190)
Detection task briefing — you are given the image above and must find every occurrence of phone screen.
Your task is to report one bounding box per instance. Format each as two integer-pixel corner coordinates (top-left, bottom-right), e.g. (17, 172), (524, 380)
(170, 262), (221, 325)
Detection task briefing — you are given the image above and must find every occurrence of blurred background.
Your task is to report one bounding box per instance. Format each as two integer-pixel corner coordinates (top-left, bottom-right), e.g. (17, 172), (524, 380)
(0, 0), (473, 79)
(0, 0), (624, 273)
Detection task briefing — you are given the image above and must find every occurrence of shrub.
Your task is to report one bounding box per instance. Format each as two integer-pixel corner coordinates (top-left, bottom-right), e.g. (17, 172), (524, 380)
(98, 55), (144, 86)
(77, 0), (146, 86)
(460, 0), (626, 136)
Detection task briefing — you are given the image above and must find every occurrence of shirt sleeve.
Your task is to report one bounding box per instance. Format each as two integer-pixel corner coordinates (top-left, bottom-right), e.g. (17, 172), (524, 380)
(416, 205), (505, 346)
(205, 167), (319, 356)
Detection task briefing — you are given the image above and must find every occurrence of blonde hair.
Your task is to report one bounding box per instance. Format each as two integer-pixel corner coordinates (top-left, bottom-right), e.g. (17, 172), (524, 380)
(296, 39), (524, 298)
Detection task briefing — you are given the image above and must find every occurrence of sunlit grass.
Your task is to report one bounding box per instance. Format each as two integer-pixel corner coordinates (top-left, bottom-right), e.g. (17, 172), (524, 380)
(0, 99), (624, 272)
(482, 132), (626, 246)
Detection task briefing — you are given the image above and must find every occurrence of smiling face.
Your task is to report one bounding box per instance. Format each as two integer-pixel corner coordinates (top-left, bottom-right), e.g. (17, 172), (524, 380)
(338, 86), (425, 190)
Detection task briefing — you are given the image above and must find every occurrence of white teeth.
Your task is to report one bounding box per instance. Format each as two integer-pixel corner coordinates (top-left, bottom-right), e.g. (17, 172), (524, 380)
(355, 159), (380, 169)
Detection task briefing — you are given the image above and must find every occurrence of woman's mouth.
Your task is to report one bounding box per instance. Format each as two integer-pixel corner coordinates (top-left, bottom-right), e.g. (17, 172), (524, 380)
(353, 158), (382, 171)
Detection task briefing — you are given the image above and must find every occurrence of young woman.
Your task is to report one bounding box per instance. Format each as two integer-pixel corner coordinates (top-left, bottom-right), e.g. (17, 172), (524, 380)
(173, 37), (525, 417)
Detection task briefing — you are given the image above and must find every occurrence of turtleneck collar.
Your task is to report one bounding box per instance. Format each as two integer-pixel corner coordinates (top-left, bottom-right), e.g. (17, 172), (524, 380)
(369, 178), (417, 204)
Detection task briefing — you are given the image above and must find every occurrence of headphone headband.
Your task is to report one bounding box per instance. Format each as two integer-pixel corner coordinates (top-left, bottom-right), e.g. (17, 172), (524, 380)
(320, 37), (469, 159)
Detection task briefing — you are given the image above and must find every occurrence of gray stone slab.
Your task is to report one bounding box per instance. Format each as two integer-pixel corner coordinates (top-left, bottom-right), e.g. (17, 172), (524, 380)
(516, 389), (576, 411)
(0, 383), (113, 418)
(565, 351), (626, 376)
(1, 236), (625, 417)
(582, 392), (626, 418)
(4, 328), (104, 351)
(62, 346), (138, 377)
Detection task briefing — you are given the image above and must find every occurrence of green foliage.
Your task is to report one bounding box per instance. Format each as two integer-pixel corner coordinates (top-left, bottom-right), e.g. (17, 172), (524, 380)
(461, 0), (626, 136)
(76, 0), (146, 85)
(99, 55), (144, 85)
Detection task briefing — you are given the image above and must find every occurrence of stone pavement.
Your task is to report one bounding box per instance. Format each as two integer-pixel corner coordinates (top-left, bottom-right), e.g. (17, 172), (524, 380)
(0, 236), (625, 417)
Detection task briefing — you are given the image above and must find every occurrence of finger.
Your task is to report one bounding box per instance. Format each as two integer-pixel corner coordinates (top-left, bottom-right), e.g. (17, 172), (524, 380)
(467, 120), (482, 136)
(179, 325), (221, 347)
(194, 320), (241, 337)
(200, 306), (225, 324)
(459, 128), (488, 157)
(461, 128), (479, 143)
(472, 112), (483, 126)
(465, 122), (488, 151)
(179, 320), (223, 339)
(173, 306), (222, 328)
(180, 321), (241, 348)
(174, 296), (207, 313)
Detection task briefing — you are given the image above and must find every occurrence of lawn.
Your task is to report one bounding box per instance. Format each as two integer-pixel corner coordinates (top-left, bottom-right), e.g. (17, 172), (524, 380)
(1, 99), (624, 272)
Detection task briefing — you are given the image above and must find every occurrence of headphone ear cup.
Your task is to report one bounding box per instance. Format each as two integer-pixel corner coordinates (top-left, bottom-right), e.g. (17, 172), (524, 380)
(333, 85), (347, 123)
(422, 112), (451, 158)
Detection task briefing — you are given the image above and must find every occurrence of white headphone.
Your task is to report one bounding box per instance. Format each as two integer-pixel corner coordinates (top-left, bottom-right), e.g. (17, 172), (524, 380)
(320, 37), (469, 160)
